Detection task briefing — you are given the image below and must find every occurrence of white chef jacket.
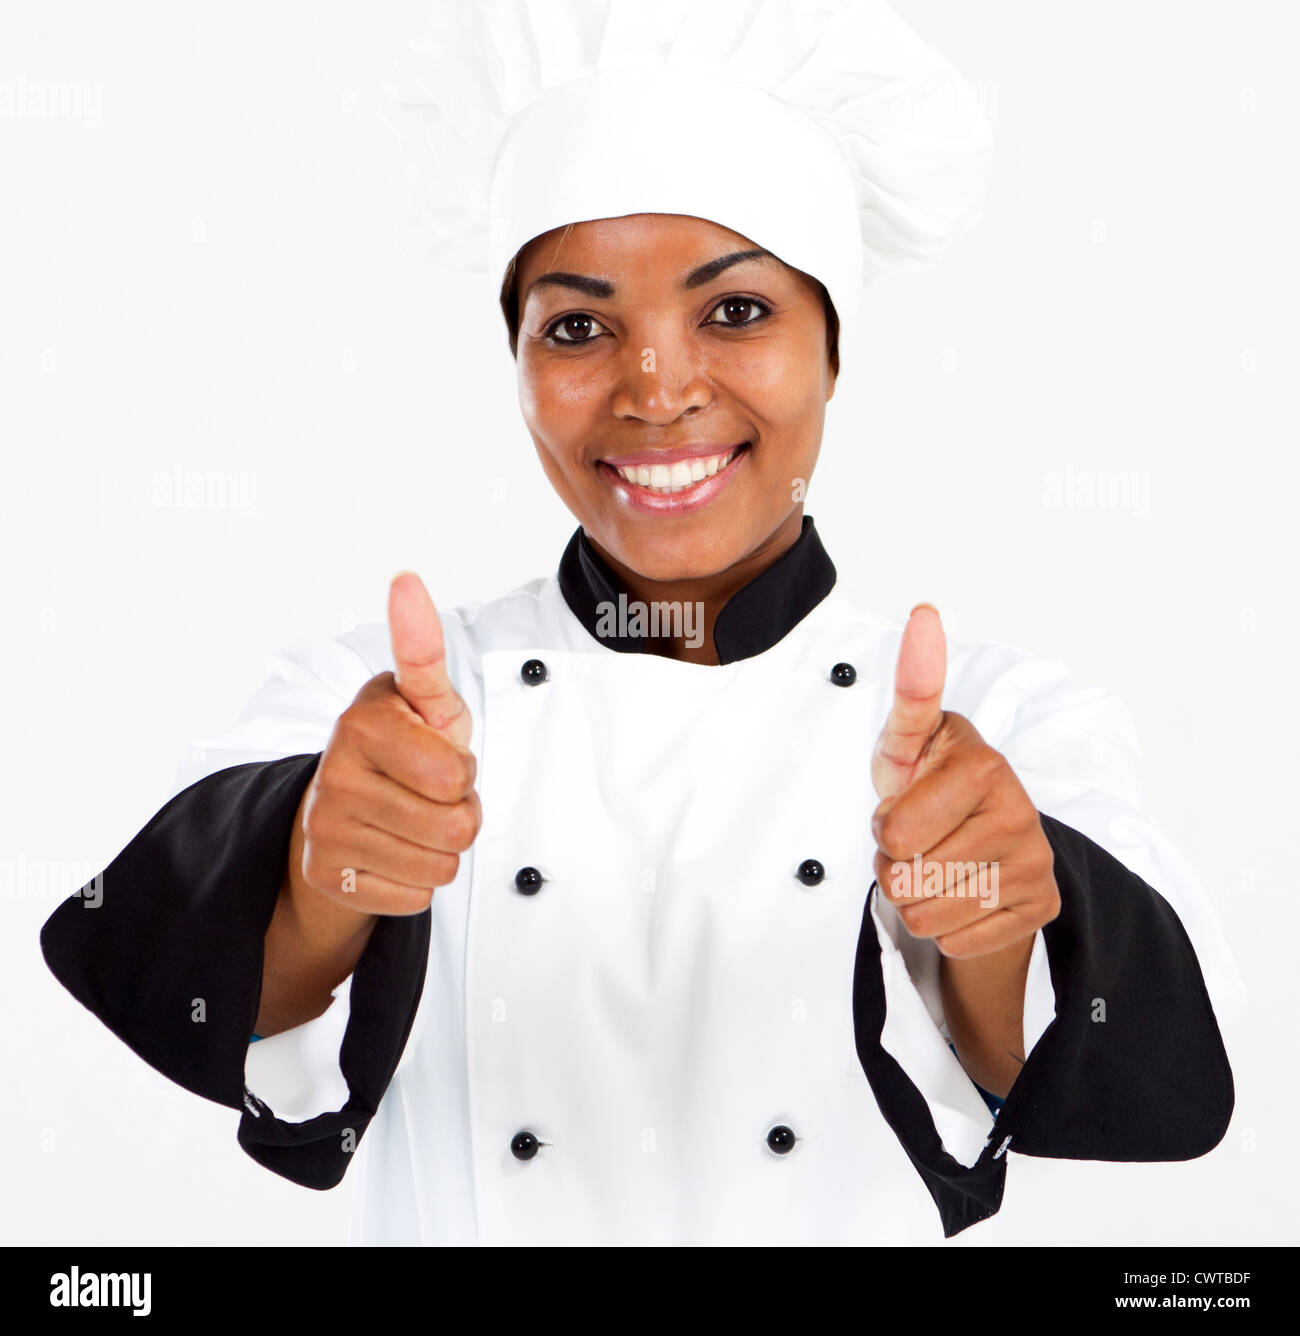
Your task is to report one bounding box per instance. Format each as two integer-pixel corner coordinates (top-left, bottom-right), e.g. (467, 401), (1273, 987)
(41, 518), (1245, 1246)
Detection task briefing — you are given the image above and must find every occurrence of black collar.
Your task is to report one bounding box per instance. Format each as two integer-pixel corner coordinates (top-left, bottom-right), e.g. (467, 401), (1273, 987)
(557, 515), (837, 664)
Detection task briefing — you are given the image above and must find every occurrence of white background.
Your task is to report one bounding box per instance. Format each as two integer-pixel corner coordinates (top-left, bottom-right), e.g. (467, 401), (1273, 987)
(2, 0), (1295, 1245)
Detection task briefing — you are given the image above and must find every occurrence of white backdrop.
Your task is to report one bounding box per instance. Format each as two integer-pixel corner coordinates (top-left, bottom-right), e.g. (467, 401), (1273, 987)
(2, 0), (1296, 1245)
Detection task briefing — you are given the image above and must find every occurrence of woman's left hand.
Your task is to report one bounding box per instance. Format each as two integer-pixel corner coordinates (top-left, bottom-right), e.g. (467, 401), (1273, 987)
(869, 604), (1061, 1096)
(869, 604), (1061, 956)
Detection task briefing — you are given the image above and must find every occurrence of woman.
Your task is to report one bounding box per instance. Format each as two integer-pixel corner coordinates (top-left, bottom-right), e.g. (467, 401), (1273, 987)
(41, 0), (1243, 1245)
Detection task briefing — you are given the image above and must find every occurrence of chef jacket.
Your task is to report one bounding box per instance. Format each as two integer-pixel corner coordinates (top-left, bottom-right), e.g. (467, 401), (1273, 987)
(40, 517), (1244, 1245)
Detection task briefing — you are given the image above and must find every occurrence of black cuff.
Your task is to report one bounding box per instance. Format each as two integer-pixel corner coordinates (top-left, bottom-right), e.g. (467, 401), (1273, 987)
(40, 754), (431, 1190)
(992, 811), (1234, 1161)
(852, 891), (1007, 1238)
(852, 811), (1234, 1238)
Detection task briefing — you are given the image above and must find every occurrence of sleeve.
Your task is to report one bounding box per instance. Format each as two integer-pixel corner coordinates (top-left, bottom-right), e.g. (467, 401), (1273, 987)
(851, 653), (1245, 1238)
(39, 639), (432, 1190)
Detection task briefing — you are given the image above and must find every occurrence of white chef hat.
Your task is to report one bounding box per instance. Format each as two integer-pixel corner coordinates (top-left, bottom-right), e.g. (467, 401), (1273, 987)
(382, 0), (992, 354)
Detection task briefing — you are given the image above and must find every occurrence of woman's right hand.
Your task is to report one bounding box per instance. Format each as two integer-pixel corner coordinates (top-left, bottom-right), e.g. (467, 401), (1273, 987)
(257, 573), (478, 1035)
(296, 571), (482, 916)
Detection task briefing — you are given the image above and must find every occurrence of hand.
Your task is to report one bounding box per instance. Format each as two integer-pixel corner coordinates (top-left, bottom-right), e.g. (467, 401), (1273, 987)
(870, 604), (1060, 959)
(296, 571), (482, 916)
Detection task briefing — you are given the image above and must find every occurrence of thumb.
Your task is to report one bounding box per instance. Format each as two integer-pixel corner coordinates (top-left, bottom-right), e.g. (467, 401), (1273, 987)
(871, 603), (947, 800)
(387, 570), (471, 747)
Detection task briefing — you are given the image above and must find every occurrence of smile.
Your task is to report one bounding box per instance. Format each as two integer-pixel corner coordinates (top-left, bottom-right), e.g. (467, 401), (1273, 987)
(604, 445), (746, 495)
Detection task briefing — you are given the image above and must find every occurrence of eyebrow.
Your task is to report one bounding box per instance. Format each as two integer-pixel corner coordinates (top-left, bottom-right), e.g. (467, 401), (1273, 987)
(681, 248), (775, 289)
(523, 248), (776, 302)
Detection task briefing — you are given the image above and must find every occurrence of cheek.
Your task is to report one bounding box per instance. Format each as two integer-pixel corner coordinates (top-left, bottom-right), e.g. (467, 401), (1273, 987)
(518, 359), (604, 445)
(717, 342), (827, 446)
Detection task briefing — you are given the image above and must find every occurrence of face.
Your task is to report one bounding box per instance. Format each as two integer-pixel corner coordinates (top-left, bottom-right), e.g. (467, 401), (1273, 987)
(513, 213), (836, 586)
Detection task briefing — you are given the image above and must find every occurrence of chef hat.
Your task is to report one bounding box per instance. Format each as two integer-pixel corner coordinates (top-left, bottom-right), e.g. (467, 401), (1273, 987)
(382, 0), (992, 353)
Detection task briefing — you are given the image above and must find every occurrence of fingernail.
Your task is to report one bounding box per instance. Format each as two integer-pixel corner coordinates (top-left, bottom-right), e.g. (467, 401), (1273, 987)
(910, 602), (939, 618)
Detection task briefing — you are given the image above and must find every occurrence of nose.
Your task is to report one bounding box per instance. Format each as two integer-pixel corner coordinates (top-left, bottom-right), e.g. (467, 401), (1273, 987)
(609, 333), (712, 425)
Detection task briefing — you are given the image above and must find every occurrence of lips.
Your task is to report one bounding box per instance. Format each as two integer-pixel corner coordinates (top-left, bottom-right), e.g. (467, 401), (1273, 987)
(602, 441), (748, 467)
(609, 447), (740, 494)
(597, 443), (750, 514)
(600, 442), (750, 494)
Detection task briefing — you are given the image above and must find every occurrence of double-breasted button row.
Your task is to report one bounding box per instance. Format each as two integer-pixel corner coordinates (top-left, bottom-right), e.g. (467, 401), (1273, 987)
(518, 863), (825, 893)
(509, 1125), (799, 1161)
(524, 656), (856, 687)
(526, 657), (849, 689)
(523, 657), (855, 689)
(503, 652), (832, 1177)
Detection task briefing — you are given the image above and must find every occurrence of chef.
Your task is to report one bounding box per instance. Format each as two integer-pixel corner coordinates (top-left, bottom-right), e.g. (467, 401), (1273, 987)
(40, 0), (1244, 1246)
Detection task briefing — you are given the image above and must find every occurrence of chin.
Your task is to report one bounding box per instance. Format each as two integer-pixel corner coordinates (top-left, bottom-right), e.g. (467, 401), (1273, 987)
(603, 519), (753, 585)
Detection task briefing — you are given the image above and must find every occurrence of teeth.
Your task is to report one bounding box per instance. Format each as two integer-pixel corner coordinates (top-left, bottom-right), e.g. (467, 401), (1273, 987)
(613, 448), (740, 493)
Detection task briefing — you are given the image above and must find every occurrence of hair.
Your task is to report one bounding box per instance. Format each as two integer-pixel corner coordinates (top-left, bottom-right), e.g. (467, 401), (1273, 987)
(498, 249), (840, 380)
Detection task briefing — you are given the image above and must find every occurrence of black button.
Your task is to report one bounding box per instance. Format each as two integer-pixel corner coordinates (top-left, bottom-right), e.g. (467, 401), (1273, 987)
(766, 1125), (797, 1154)
(521, 658), (548, 685)
(830, 662), (856, 687)
(510, 1131), (539, 1161)
(796, 859), (825, 886)
(514, 866), (544, 895)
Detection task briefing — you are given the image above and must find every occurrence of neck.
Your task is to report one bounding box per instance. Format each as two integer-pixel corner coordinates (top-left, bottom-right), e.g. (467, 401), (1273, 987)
(584, 508), (806, 665)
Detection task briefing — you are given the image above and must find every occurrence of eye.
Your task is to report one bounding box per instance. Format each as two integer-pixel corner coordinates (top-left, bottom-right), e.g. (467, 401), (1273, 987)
(543, 312), (610, 344)
(704, 296), (771, 328)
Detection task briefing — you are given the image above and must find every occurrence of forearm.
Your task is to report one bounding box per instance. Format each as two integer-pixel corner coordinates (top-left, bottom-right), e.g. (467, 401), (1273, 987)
(940, 934), (1034, 1098)
(254, 790), (378, 1037)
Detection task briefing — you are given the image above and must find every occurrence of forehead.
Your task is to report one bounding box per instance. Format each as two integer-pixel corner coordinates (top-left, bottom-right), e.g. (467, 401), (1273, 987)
(515, 213), (764, 288)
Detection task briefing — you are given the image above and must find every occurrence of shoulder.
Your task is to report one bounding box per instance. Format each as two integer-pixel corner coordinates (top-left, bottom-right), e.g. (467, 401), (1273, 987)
(822, 585), (1141, 799)
(817, 582), (1095, 707)
(301, 572), (585, 692)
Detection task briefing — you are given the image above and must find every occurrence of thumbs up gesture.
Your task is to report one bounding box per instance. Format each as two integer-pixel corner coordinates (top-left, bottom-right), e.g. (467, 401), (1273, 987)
(870, 605), (1059, 961)
(296, 572), (482, 916)
(387, 571), (473, 747)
